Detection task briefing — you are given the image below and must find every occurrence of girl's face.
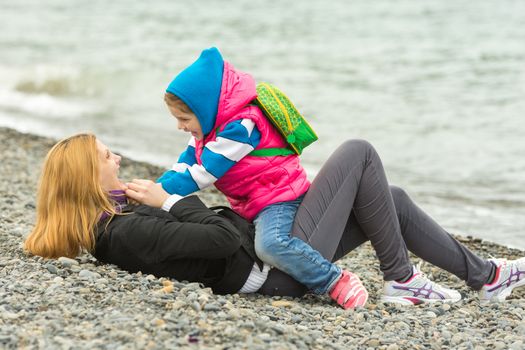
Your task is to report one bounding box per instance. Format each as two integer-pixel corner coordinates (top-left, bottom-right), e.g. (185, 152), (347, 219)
(96, 139), (122, 191)
(167, 104), (204, 140)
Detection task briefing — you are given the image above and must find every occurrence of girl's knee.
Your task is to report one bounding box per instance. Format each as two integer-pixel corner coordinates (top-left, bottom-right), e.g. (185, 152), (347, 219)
(254, 234), (292, 264)
(254, 234), (267, 255)
(254, 234), (279, 260)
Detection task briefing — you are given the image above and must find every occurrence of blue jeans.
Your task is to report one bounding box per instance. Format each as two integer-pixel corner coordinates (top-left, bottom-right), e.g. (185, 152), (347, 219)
(253, 196), (341, 294)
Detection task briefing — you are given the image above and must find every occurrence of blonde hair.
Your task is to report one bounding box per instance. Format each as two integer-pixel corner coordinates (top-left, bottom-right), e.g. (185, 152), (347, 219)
(164, 92), (192, 113)
(24, 133), (118, 259)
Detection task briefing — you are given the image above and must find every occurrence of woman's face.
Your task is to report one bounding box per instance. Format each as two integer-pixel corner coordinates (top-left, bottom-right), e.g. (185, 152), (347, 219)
(96, 139), (122, 191)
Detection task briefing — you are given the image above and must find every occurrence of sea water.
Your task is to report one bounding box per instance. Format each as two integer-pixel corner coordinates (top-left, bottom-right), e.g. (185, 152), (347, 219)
(1, 0), (524, 248)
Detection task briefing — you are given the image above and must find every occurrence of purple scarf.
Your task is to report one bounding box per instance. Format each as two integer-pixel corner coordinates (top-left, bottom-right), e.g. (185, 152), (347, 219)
(99, 190), (128, 223)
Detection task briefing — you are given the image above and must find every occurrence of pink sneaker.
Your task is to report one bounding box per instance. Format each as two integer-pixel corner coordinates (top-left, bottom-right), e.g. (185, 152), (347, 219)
(329, 270), (368, 309)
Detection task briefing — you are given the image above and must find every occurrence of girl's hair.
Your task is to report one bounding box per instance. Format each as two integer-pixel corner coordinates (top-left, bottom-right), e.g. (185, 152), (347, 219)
(24, 133), (118, 259)
(164, 92), (192, 114)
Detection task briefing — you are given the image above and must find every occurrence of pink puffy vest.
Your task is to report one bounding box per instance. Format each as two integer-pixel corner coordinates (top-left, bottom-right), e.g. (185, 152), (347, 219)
(193, 62), (310, 221)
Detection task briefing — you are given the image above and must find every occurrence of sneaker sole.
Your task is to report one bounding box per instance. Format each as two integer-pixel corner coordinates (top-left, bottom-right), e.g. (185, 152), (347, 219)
(381, 295), (461, 305)
(481, 278), (525, 303)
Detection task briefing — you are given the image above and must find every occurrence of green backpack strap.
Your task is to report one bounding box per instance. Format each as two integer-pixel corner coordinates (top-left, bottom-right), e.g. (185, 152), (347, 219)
(249, 148), (295, 157)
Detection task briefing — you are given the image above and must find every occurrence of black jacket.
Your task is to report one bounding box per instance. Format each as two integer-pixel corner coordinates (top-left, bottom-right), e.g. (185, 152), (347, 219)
(93, 195), (262, 294)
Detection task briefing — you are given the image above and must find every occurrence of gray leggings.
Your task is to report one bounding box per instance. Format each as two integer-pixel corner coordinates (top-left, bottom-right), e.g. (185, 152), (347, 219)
(259, 140), (493, 296)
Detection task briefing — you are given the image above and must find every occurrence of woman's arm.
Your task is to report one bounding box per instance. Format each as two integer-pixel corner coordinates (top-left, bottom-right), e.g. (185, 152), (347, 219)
(117, 202), (242, 263)
(120, 180), (242, 262)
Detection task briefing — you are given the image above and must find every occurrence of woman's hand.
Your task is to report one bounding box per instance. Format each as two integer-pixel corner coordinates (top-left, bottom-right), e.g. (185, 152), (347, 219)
(125, 179), (169, 208)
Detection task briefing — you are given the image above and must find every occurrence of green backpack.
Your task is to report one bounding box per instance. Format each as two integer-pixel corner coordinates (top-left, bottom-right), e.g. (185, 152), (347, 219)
(249, 82), (318, 157)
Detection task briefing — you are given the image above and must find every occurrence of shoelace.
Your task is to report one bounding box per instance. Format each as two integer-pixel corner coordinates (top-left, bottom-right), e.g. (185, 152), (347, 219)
(412, 262), (445, 292)
(414, 262), (425, 279)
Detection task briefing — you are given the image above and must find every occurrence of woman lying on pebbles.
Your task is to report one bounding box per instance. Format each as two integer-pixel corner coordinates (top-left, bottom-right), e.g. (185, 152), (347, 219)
(24, 133), (525, 308)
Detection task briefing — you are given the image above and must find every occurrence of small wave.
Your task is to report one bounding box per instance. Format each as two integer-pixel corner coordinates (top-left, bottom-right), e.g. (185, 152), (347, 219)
(15, 78), (74, 96)
(0, 61), (104, 119)
(0, 64), (101, 97)
(0, 88), (96, 119)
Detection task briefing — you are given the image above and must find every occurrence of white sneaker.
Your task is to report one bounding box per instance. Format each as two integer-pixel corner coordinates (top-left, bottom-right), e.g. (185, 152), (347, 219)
(479, 258), (525, 303)
(381, 264), (462, 305)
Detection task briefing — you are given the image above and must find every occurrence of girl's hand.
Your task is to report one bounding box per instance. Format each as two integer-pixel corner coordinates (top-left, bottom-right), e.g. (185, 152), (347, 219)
(125, 179), (169, 208)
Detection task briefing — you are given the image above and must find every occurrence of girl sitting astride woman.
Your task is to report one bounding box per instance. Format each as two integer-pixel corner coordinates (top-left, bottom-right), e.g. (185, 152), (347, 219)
(24, 133), (525, 308)
(156, 47), (525, 307)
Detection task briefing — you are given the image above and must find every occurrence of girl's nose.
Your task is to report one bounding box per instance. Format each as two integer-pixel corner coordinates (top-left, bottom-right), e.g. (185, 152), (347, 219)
(115, 154), (121, 165)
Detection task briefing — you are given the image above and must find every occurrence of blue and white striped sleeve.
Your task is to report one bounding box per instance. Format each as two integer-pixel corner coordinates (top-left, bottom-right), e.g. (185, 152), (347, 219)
(200, 119), (261, 180)
(156, 138), (199, 195)
(157, 119), (261, 195)
(172, 137), (197, 172)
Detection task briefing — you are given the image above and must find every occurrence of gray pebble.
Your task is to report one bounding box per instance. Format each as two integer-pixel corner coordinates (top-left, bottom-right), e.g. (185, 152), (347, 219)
(291, 315), (302, 323)
(78, 269), (101, 279)
(203, 303), (221, 312)
(191, 301), (201, 312)
(270, 324), (285, 334)
(515, 321), (525, 335)
(44, 263), (58, 275)
(70, 265), (81, 272)
(493, 341), (507, 350)
(367, 339), (380, 347)
(58, 257), (79, 267)
(441, 330), (452, 340)
(451, 334), (463, 345)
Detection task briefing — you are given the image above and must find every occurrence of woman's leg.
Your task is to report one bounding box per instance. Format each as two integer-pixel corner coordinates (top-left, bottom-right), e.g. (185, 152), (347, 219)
(387, 186), (493, 290)
(261, 139), (493, 295)
(258, 268), (308, 297)
(292, 139), (413, 280)
(331, 186), (494, 289)
(260, 139), (412, 295)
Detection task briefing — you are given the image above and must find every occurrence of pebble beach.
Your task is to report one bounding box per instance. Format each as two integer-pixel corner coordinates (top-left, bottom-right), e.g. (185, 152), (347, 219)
(1, 127), (525, 350)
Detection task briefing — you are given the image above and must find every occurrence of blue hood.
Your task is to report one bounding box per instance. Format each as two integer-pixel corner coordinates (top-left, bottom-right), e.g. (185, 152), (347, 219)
(166, 47), (224, 135)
